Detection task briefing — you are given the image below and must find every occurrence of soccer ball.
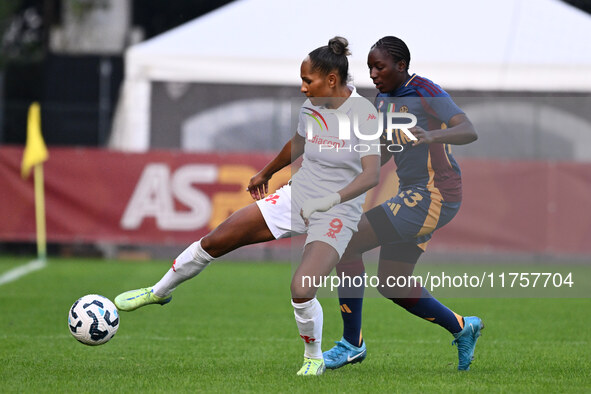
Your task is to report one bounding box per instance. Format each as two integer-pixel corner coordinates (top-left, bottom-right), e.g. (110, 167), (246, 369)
(68, 294), (119, 346)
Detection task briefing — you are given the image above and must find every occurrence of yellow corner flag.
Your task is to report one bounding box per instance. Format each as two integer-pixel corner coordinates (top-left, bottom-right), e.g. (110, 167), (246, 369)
(21, 102), (48, 178)
(21, 102), (49, 260)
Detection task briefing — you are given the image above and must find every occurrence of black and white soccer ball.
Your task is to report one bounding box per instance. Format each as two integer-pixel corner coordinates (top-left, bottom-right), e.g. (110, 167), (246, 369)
(68, 294), (119, 346)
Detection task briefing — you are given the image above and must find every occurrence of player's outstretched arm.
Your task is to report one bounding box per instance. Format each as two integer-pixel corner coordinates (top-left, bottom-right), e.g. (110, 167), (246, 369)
(411, 113), (478, 146)
(335, 154), (381, 203)
(247, 132), (305, 200)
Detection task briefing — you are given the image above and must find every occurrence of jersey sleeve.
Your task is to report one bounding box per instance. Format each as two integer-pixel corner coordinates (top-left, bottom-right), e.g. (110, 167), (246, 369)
(296, 108), (307, 138)
(428, 93), (464, 125)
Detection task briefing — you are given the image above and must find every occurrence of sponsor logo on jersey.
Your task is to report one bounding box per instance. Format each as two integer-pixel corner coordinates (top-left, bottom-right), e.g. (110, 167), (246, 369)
(303, 107), (328, 131)
(306, 107), (417, 143)
(307, 135), (346, 149)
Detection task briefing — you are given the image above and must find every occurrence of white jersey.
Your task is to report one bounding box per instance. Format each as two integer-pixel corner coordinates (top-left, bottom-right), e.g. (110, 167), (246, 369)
(256, 86), (380, 257)
(292, 86), (380, 229)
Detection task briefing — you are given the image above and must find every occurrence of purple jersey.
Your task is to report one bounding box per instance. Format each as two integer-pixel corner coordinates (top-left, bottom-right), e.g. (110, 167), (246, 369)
(376, 74), (464, 202)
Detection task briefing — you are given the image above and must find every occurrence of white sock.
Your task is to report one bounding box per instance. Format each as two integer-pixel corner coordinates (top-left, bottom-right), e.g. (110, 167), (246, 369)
(292, 298), (323, 359)
(152, 239), (214, 297)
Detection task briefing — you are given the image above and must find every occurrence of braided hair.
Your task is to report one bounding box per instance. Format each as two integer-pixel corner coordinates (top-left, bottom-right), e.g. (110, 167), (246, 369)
(308, 36), (351, 85)
(371, 36), (411, 71)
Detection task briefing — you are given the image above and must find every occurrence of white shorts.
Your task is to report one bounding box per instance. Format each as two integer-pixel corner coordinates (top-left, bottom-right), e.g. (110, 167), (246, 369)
(255, 184), (355, 258)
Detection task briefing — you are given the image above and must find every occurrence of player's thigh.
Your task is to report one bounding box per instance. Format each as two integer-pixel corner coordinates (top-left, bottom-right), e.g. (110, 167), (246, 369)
(367, 191), (433, 243)
(202, 203), (275, 257)
(340, 214), (380, 260)
(291, 241), (340, 299)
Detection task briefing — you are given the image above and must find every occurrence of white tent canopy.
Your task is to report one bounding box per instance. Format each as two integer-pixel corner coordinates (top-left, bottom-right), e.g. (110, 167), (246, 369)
(110, 0), (591, 151)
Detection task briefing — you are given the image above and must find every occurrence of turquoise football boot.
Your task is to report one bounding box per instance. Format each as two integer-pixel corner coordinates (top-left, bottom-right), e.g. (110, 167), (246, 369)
(452, 316), (484, 370)
(323, 337), (366, 369)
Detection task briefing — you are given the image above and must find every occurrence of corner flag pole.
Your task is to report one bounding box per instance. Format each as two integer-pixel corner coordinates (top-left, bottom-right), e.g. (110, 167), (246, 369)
(34, 163), (47, 260)
(21, 102), (49, 261)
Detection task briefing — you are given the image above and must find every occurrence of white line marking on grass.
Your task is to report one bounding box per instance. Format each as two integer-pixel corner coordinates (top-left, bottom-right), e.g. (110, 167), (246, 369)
(0, 259), (47, 287)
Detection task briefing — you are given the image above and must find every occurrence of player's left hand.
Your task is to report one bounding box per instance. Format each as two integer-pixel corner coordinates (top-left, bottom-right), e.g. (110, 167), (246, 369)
(410, 126), (433, 146)
(246, 171), (270, 200)
(300, 192), (341, 226)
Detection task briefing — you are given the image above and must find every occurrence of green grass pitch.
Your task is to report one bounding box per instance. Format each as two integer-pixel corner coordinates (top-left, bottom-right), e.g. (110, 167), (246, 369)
(0, 256), (590, 392)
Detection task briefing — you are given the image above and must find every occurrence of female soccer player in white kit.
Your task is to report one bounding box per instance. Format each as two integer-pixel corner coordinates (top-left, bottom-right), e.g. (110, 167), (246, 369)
(114, 37), (381, 376)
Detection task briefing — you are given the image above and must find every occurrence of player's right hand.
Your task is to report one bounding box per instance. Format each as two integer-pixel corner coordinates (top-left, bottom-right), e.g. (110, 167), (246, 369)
(410, 125), (433, 146)
(246, 171), (270, 200)
(300, 192), (341, 226)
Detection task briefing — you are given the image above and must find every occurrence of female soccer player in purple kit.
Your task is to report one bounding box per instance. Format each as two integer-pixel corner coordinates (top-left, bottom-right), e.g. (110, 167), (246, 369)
(322, 36), (483, 371)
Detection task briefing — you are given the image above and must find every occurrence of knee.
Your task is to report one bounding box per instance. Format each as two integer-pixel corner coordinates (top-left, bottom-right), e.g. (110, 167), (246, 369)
(291, 287), (315, 300)
(199, 235), (216, 256)
(377, 275), (413, 299)
(377, 283), (390, 298)
(377, 283), (406, 299)
(378, 287), (416, 308)
(200, 235), (211, 249)
(291, 276), (317, 300)
(201, 232), (231, 258)
(292, 297), (313, 304)
(378, 280), (422, 308)
(388, 295), (419, 309)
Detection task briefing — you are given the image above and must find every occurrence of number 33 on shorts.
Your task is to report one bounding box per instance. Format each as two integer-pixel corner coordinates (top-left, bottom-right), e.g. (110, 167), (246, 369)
(381, 188), (460, 241)
(387, 190), (424, 215)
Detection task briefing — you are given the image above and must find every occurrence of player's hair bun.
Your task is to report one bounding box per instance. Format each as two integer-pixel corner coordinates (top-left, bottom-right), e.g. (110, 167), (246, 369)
(308, 36), (351, 84)
(328, 36), (351, 56)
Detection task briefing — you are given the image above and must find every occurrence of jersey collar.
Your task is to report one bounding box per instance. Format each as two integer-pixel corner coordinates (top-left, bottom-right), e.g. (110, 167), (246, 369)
(386, 73), (417, 96)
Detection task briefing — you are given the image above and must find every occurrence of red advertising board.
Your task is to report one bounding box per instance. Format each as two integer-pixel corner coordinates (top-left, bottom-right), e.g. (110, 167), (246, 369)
(0, 147), (291, 245)
(1, 146), (590, 255)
